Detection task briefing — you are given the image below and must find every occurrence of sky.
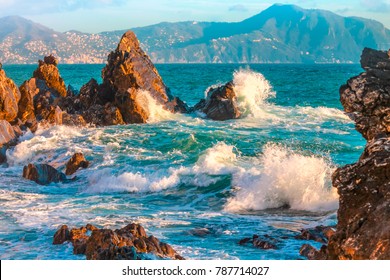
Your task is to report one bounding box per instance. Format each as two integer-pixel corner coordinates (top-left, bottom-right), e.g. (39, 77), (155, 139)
(0, 0), (389, 33)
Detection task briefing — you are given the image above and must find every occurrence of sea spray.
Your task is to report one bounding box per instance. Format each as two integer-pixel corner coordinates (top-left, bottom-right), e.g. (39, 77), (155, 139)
(225, 143), (338, 212)
(233, 68), (275, 118)
(135, 90), (175, 123)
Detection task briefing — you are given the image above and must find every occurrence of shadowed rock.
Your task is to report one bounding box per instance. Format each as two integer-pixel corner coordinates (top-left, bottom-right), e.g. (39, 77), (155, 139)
(65, 153), (89, 175)
(0, 120), (19, 163)
(324, 48), (390, 260)
(53, 223), (183, 260)
(0, 68), (21, 122)
(194, 81), (241, 120)
(23, 163), (68, 185)
(238, 234), (277, 250)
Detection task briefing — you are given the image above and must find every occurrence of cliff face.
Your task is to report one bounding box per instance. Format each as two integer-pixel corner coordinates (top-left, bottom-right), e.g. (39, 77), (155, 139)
(327, 48), (390, 260)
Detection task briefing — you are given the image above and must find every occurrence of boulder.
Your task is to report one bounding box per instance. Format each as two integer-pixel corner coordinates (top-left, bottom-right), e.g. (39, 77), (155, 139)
(53, 223), (183, 260)
(325, 48), (390, 260)
(299, 244), (327, 260)
(53, 225), (70, 245)
(22, 163), (68, 185)
(340, 48), (390, 140)
(194, 82), (241, 120)
(101, 30), (187, 123)
(295, 226), (335, 244)
(65, 153), (90, 175)
(238, 234), (277, 250)
(0, 68), (21, 122)
(0, 120), (19, 163)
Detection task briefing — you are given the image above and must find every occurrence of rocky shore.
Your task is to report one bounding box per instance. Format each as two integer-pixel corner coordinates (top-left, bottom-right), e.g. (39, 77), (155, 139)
(299, 48), (390, 260)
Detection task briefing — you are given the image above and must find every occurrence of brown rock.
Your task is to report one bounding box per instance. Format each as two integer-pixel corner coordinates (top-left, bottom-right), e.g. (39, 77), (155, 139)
(34, 55), (67, 97)
(101, 30), (186, 123)
(299, 244), (327, 260)
(23, 163), (68, 185)
(0, 120), (18, 163)
(0, 69), (21, 122)
(194, 81), (241, 121)
(55, 223), (183, 260)
(327, 48), (390, 260)
(295, 226), (335, 244)
(53, 225), (70, 245)
(65, 153), (90, 175)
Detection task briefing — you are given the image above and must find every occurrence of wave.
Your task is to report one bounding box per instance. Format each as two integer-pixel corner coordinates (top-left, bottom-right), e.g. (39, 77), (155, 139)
(135, 89), (176, 123)
(225, 143), (338, 212)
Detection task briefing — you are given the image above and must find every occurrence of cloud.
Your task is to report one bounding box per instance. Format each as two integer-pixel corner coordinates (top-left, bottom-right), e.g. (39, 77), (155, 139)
(360, 0), (390, 13)
(228, 4), (248, 12)
(0, 0), (127, 16)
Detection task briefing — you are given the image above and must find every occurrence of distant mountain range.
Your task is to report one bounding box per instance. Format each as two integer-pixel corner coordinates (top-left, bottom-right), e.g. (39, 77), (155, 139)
(1, 4), (390, 64)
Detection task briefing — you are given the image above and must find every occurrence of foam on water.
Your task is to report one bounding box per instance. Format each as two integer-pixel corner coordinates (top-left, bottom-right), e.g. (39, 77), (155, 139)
(225, 143), (338, 212)
(135, 90), (176, 123)
(233, 68), (276, 118)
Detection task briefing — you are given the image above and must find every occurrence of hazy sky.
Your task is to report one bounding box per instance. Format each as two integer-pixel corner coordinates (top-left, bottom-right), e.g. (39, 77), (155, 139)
(0, 0), (389, 33)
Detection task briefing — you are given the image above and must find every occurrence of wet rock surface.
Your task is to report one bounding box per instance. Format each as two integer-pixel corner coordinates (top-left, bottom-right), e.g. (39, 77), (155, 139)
(0, 68), (21, 122)
(65, 152), (90, 175)
(53, 223), (183, 260)
(194, 81), (241, 121)
(323, 48), (390, 260)
(22, 163), (68, 185)
(238, 234), (277, 250)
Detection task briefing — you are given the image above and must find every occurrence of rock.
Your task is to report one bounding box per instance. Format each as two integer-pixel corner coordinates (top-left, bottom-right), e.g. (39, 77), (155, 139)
(238, 234), (277, 250)
(22, 163), (68, 185)
(326, 48), (390, 260)
(65, 153), (90, 175)
(188, 228), (211, 237)
(101, 30), (187, 123)
(299, 244), (327, 260)
(53, 225), (70, 245)
(194, 82), (241, 120)
(34, 55), (67, 97)
(54, 223), (183, 260)
(0, 120), (18, 163)
(0, 68), (21, 122)
(340, 48), (390, 140)
(61, 112), (87, 127)
(295, 226), (335, 244)
(327, 136), (390, 260)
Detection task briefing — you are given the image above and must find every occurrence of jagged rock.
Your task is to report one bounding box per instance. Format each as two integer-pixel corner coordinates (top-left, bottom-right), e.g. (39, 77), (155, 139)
(54, 223), (183, 260)
(34, 55), (67, 97)
(340, 48), (390, 140)
(53, 225), (70, 245)
(61, 112), (87, 127)
(327, 136), (390, 260)
(0, 120), (18, 163)
(65, 153), (89, 175)
(238, 234), (277, 250)
(299, 244), (327, 260)
(101, 30), (187, 123)
(22, 163), (68, 185)
(194, 82), (241, 121)
(325, 48), (390, 260)
(0, 68), (21, 122)
(295, 226), (335, 244)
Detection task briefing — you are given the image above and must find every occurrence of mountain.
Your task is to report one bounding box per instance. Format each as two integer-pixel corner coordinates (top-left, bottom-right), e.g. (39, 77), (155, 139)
(1, 4), (390, 64)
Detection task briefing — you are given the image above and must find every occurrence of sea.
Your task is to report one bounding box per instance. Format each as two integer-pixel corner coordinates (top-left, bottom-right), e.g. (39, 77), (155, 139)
(0, 63), (365, 260)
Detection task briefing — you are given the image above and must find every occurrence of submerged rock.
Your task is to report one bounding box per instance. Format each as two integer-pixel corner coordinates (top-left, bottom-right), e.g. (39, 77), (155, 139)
(65, 153), (89, 175)
(324, 48), (390, 260)
(0, 68), (21, 122)
(238, 234), (277, 250)
(194, 82), (241, 121)
(53, 223), (183, 260)
(22, 163), (68, 185)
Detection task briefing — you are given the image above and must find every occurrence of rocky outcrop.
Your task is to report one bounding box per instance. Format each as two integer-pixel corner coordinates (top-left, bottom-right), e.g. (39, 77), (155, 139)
(340, 48), (390, 141)
(0, 120), (19, 163)
(0, 67), (21, 122)
(65, 153), (89, 175)
(194, 82), (241, 121)
(101, 30), (187, 123)
(22, 163), (68, 185)
(295, 226), (335, 244)
(53, 223), (183, 260)
(238, 234), (277, 250)
(324, 48), (390, 260)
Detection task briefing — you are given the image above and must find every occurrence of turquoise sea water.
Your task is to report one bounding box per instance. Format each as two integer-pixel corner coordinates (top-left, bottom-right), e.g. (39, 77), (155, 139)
(0, 64), (365, 259)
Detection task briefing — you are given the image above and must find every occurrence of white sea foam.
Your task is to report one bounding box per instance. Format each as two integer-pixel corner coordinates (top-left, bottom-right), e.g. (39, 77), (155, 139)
(225, 143), (338, 212)
(135, 90), (176, 123)
(233, 68), (276, 118)
(6, 125), (85, 166)
(86, 167), (184, 193)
